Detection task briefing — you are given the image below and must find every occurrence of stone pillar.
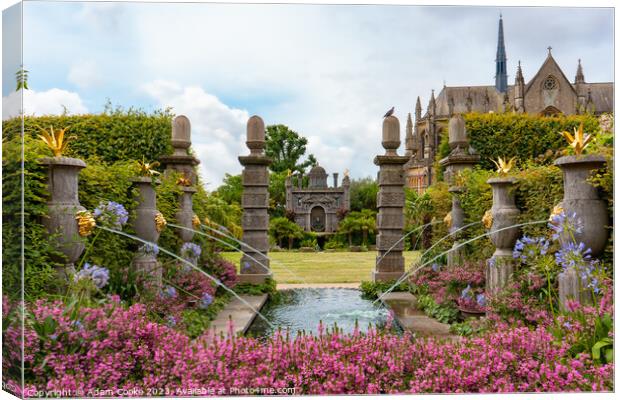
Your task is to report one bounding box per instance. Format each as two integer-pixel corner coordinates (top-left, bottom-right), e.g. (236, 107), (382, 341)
(342, 173), (351, 210)
(239, 116), (272, 284)
(555, 154), (608, 309)
(40, 157), (87, 276)
(438, 114), (479, 268)
(298, 172), (303, 189)
(373, 116), (409, 282)
(176, 186), (197, 244)
(333, 173), (339, 188)
(160, 115), (200, 185)
(486, 177), (520, 293)
(131, 177), (163, 288)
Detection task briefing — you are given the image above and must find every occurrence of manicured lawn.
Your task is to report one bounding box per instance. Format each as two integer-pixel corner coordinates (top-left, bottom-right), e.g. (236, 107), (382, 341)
(220, 250), (421, 283)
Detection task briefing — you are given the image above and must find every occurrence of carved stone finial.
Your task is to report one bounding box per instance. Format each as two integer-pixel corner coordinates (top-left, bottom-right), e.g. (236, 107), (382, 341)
(382, 115), (400, 156)
(172, 115), (191, 154)
(246, 115), (266, 155)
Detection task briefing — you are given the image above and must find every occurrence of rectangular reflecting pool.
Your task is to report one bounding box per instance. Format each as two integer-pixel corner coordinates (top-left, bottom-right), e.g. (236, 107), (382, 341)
(246, 288), (399, 337)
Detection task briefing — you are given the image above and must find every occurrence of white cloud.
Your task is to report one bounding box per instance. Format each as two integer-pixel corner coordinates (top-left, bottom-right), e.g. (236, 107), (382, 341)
(142, 80), (249, 189)
(2, 88), (88, 120)
(68, 60), (103, 89)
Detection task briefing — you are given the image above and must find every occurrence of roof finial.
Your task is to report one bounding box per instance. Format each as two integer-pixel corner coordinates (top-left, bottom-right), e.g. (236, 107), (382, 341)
(547, 46), (552, 55)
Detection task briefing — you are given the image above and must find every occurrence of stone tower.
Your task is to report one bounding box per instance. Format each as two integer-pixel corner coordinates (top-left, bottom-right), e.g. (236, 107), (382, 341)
(514, 61), (525, 112)
(495, 14), (508, 93)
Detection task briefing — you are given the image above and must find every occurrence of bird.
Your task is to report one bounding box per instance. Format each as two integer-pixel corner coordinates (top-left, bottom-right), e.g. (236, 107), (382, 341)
(383, 106), (395, 118)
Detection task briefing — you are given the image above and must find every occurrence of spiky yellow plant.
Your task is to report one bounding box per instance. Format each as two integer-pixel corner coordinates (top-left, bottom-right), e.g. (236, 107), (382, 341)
(38, 126), (72, 157)
(491, 157), (516, 176)
(443, 212), (452, 229)
(192, 215), (201, 229)
(138, 157), (161, 177)
(560, 123), (594, 155)
(549, 203), (564, 222)
(176, 175), (192, 186)
(76, 210), (96, 237)
(154, 212), (167, 233)
(482, 209), (493, 229)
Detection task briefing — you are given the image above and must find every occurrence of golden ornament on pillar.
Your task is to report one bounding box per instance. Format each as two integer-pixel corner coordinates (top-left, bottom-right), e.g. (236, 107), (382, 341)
(482, 209), (493, 230)
(154, 212), (167, 233)
(75, 210), (96, 237)
(549, 203), (564, 222)
(443, 212), (452, 229)
(192, 214), (201, 228)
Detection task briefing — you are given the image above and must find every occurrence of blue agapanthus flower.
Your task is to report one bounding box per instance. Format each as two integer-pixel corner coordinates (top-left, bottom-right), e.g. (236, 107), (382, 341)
(140, 243), (159, 256)
(513, 236), (550, 263)
(554, 241), (592, 272)
(431, 263), (441, 272)
(199, 293), (214, 309)
(548, 211), (584, 241)
(460, 284), (472, 300)
(476, 293), (486, 307)
(93, 201), (129, 229)
(180, 242), (202, 260)
(163, 285), (177, 299)
(166, 316), (177, 327)
(75, 263), (110, 289)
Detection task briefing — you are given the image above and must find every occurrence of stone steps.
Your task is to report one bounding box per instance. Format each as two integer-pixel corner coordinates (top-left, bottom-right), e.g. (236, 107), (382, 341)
(209, 294), (268, 336)
(379, 292), (459, 341)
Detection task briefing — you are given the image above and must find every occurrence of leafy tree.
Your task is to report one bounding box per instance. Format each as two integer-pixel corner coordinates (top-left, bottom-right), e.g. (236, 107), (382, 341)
(337, 209), (376, 246)
(268, 170), (288, 217)
(269, 217), (304, 249)
(349, 177), (379, 211)
(265, 124), (317, 173)
(405, 189), (434, 249)
(214, 173), (243, 204)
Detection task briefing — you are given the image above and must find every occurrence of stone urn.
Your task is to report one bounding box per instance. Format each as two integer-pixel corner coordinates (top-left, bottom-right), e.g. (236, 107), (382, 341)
(486, 177), (520, 293)
(176, 186), (197, 243)
(131, 177), (162, 287)
(554, 154), (609, 256)
(40, 157), (87, 275)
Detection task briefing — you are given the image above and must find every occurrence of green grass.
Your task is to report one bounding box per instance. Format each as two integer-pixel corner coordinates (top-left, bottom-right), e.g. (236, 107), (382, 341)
(221, 250), (421, 284)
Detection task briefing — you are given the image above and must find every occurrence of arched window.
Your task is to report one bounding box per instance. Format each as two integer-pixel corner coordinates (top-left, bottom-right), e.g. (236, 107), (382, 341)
(541, 105), (562, 116)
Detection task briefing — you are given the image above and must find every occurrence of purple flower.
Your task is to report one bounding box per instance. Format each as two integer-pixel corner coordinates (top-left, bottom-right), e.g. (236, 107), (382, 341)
(163, 285), (177, 299)
(555, 242), (592, 272)
(180, 242), (202, 261)
(166, 316), (177, 327)
(199, 293), (213, 309)
(476, 293), (486, 307)
(93, 201), (129, 229)
(140, 243), (159, 256)
(75, 263), (109, 289)
(431, 263), (441, 272)
(513, 236), (550, 263)
(460, 285), (472, 300)
(548, 211), (583, 241)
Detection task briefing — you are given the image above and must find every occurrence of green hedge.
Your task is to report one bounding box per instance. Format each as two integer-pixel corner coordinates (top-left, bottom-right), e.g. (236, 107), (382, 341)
(438, 112), (600, 170)
(2, 107), (174, 164)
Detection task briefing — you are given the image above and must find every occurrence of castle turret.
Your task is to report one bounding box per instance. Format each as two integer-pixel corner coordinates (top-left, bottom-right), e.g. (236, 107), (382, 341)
(514, 60), (525, 113)
(415, 96), (422, 120)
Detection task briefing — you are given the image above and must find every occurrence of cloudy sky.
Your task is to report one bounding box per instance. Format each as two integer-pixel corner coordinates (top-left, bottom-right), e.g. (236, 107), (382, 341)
(2, 1), (614, 189)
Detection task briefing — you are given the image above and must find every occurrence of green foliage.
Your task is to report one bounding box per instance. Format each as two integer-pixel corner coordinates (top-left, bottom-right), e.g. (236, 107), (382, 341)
(359, 280), (410, 300)
(265, 124), (317, 173)
(268, 170), (288, 217)
(415, 293), (460, 325)
(3, 108), (174, 164)
(234, 278), (278, 299)
(349, 177), (378, 211)
(2, 134), (65, 301)
(337, 209), (376, 246)
(269, 217), (304, 249)
(213, 173), (243, 205)
(464, 112), (600, 170)
(181, 294), (230, 338)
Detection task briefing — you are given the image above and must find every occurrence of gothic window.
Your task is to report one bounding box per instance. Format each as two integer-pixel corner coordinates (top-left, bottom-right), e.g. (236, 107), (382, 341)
(543, 76), (558, 90)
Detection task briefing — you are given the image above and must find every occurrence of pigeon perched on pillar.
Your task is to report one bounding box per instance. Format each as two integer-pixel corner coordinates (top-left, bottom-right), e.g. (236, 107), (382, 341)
(383, 106), (395, 118)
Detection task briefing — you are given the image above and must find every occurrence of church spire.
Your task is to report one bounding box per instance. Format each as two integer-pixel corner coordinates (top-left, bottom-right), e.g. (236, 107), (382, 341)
(575, 59), (585, 84)
(405, 113), (414, 157)
(415, 96), (422, 120)
(495, 14), (508, 93)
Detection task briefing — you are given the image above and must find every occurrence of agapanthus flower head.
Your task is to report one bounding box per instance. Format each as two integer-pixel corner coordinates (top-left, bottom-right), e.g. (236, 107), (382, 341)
(431, 263), (441, 273)
(163, 285), (177, 299)
(486, 256), (496, 269)
(93, 201), (129, 229)
(199, 292), (213, 309)
(555, 241), (592, 272)
(180, 242), (201, 261)
(242, 261), (251, 272)
(461, 285), (472, 300)
(166, 316), (177, 327)
(139, 243), (159, 256)
(548, 210), (584, 241)
(74, 263), (109, 289)
(513, 236), (550, 263)
(476, 293), (486, 307)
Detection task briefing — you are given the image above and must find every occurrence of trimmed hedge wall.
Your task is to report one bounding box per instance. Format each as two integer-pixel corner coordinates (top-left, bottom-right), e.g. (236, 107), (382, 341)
(438, 112), (600, 170)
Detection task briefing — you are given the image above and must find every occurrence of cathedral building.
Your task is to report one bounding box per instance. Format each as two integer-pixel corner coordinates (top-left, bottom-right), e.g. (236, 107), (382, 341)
(404, 15), (614, 192)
